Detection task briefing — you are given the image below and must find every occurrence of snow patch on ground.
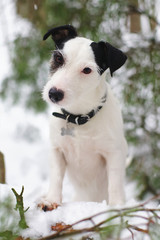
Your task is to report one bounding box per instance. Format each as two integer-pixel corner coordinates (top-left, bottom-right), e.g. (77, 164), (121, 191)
(0, 183), (139, 239)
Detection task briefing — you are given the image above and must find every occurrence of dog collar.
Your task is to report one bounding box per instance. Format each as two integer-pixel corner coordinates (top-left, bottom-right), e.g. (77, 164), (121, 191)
(52, 92), (107, 125)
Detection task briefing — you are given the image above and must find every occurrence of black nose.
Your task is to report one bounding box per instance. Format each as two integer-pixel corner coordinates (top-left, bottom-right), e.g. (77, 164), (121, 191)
(49, 87), (64, 103)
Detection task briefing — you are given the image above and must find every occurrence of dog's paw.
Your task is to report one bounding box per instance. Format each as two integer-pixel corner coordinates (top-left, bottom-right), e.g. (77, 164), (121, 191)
(38, 202), (59, 211)
(37, 197), (60, 211)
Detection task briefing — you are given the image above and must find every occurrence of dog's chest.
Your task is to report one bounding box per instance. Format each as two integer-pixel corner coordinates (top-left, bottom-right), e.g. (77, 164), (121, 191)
(61, 134), (102, 175)
(58, 123), (100, 162)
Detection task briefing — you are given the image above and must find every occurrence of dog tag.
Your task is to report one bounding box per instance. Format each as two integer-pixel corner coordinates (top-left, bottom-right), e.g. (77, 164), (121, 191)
(61, 126), (75, 137)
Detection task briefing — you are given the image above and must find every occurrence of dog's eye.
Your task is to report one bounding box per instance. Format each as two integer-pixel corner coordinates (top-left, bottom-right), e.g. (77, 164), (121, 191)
(82, 67), (92, 74)
(54, 52), (63, 65)
(55, 55), (63, 64)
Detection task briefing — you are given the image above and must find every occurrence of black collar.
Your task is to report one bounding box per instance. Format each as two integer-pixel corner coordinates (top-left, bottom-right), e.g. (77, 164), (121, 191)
(52, 93), (107, 125)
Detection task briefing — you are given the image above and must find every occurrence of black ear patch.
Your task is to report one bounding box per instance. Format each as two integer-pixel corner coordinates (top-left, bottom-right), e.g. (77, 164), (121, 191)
(90, 41), (127, 76)
(43, 25), (77, 49)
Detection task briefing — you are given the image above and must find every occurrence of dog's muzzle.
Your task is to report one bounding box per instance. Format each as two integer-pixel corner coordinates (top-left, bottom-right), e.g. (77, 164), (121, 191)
(49, 87), (64, 103)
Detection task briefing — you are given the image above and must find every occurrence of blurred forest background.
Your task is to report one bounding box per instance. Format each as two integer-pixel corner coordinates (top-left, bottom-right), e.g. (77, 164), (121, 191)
(0, 0), (160, 200)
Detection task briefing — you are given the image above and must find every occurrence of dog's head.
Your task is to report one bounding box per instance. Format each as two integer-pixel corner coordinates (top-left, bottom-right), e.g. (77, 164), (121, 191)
(43, 25), (127, 111)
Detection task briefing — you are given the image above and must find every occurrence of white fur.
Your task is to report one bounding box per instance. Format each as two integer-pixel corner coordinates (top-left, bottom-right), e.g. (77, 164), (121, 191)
(42, 37), (128, 206)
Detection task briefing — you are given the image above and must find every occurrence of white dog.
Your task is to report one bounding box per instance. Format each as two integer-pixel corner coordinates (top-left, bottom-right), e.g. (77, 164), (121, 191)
(41, 25), (128, 211)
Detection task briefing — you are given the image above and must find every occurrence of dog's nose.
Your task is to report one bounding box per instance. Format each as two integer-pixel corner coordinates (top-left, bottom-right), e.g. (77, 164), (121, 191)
(49, 87), (64, 103)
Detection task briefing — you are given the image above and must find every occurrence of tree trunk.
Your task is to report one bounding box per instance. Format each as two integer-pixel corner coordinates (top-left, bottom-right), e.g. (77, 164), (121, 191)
(129, 0), (141, 33)
(0, 152), (6, 184)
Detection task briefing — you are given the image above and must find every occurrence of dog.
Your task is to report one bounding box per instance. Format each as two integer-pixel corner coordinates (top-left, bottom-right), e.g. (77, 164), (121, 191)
(40, 25), (128, 210)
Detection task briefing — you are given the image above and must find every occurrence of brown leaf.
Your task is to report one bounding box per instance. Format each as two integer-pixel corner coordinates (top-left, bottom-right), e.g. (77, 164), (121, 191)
(51, 222), (73, 232)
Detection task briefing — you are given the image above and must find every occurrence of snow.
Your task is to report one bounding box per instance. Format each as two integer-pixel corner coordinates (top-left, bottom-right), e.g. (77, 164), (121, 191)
(0, 183), (145, 239)
(1, 182), (159, 239)
(0, 1), (160, 239)
(24, 201), (109, 238)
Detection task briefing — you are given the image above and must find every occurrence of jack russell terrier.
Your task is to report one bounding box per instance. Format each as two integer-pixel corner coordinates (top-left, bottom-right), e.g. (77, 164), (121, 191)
(40, 25), (128, 211)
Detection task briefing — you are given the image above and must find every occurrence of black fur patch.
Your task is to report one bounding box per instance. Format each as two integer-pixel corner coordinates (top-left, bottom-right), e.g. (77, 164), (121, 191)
(50, 51), (64, 74)
(90, 41), (127, 76)
(43, 25), (77, 49)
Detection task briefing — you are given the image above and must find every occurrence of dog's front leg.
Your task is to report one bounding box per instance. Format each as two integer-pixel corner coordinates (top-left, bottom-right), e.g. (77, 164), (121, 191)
(39, 148), (66, 211)
(107, 151), (126, 206)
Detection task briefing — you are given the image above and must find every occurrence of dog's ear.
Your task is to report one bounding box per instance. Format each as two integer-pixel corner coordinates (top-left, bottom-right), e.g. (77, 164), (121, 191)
(90, 41), (127, 76)
(43, 25), (77, 49)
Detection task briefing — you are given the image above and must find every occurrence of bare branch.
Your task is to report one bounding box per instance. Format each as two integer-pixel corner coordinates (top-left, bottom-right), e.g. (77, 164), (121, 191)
(37, 195), (160, 240)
